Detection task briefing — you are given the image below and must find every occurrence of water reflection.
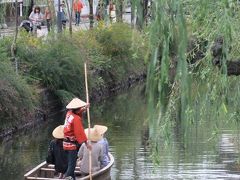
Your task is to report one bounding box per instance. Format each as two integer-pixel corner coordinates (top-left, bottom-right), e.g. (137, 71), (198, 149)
(0, 85), (240, 179)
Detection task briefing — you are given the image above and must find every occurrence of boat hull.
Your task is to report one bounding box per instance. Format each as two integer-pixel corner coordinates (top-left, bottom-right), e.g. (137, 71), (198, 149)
(24, 153), (114, 180)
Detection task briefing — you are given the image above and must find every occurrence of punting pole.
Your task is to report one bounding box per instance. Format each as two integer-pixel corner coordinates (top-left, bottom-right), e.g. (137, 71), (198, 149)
(84, 62), (92, 180)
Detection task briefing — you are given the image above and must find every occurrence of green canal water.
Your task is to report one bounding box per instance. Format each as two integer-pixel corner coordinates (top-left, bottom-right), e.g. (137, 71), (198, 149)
(0, 85), (240, 179)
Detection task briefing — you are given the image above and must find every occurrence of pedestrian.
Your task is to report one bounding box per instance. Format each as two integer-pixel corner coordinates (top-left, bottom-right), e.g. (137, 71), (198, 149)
(77, 127), (104, 175)
(109, 1), (116, 23)
(94, 125), (110, 167)
(73, 0), (83, 26)
(46, 125), (68, 179)
(44, 6), (52, 32)
(63, 98), (91, 180)
(60, 1), (67, 29)
(29, 6), (43, 34)
(95, 2), (103, 21)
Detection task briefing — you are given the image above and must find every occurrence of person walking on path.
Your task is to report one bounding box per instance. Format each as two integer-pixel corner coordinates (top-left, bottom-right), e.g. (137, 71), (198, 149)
(44, 7), (52, 32)
(63, 98), (91, 180)
(60, 1), (68, 29)
(46, 125), (68, 179)
(73, 0), (83, 26)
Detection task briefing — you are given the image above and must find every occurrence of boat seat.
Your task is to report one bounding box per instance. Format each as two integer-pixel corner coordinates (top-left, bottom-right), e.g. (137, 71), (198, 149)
(47, 165), (81, 171)
(26, 177), (62, 180)
(40, 167), (81, 174)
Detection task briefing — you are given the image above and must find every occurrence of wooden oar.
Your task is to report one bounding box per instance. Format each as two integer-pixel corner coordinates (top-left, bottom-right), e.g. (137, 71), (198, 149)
(84, 62), (92, 180)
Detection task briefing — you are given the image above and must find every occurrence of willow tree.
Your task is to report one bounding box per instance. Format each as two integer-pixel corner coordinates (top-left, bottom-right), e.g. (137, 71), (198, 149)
(144, 0), (240, 159)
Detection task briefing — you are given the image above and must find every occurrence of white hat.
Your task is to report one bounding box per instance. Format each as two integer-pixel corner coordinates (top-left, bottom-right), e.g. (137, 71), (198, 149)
(66, 98), (87, 109)
(93, 125), (108, 135)
(84, 128), (102, 142)
(52, 125), (64, 139)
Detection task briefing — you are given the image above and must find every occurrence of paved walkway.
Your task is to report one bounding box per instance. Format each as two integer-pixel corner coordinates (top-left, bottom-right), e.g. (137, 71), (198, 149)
(0, 13), (131, 38)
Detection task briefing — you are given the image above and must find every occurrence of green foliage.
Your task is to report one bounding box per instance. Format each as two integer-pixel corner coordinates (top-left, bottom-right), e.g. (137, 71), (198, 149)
(145, 0), (240, 160)
(0, 22), (147, 131)
(0, 43), (35, 128)
(0, 38), (36, 126)
(55, 90), (76, 105)
(95, 23), (132, 57)
(14, 23), (146, 103)
(92, 23), (147, 83)
(18, 35), (86, 96)
(0, 4), (7, 23)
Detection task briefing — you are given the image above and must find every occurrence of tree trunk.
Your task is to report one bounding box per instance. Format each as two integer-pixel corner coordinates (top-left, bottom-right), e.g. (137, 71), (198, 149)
(89, 0), (94, 29)
(131, 0), (135, 27)
(28, 0), (34, 16)
(116, 0), (123, 22)
(57, 0), (62, 32)
(47, 0), (56, 26)
(66, 0), (73, 35)
(143, 0), (148, 25)
(136, 0), (148, 29)
(11, 0), (19, 74)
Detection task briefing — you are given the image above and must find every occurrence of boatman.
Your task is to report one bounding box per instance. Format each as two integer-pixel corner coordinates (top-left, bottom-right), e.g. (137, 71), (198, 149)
(63, 98), (91, 180)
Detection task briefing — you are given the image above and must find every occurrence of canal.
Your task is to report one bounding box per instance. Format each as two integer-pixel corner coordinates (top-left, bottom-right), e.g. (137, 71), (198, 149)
(0, 85), (240, 179)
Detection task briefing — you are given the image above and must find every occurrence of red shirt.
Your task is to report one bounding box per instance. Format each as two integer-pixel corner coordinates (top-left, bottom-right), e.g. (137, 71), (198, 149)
(73, 1), (83, 12)
(63, 110), (87, 150)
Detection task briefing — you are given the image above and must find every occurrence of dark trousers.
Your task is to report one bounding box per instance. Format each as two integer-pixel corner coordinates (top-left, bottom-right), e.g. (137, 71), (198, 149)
(75, 11), (80, 25)
(46, 19), (51, 32)
(62, 20), (66, 29)
(65, 150), (78, 180)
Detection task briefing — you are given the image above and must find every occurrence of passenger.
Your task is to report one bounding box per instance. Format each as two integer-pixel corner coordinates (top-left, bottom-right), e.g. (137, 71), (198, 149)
(94, 125), (110, 167)
(77, 128), (104, 175)
(29, 6), (43, 34)
(46, 125), (68, 179)
(63, 98), (91, 180)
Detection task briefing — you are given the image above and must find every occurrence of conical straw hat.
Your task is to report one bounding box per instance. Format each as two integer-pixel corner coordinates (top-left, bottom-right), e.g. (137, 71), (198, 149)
(93, 125), (108, 135)
(84, 128), (102, 142)
(66, 98), (87, 109)
(52, 125), (64, 139)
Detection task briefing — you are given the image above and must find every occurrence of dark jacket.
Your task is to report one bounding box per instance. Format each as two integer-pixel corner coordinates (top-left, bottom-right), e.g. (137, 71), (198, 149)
(46, 139), (68, 173)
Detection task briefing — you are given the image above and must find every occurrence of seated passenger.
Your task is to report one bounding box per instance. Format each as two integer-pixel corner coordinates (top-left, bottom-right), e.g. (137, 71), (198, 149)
(94, 125), (110, 167)
(77, 128), (104, 175)
(46, 125), (68, 179)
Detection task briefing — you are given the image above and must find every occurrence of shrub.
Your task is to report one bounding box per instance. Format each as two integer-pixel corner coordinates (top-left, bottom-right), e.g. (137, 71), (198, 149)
(0, 44), (35, 128)
(14, 23), (147, 102)
(93, 23), (147, 82)
(17, 34), (86, 96)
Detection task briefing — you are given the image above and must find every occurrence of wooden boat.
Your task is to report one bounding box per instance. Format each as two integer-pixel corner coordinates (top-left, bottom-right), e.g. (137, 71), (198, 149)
(24, 153), (114, 180)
